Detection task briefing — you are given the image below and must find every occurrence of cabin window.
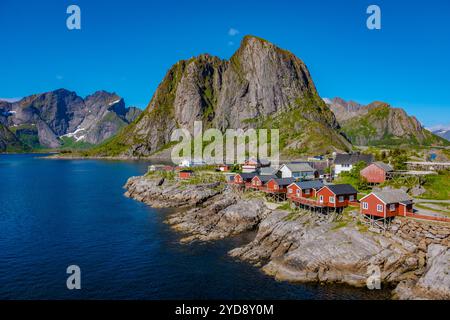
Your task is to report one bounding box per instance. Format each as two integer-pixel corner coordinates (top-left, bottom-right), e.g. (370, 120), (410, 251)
(390, 204), (396, 211)
(319, 195), (324, 203)
(349, 195), (355, 202)
(296, 189), (300, 195)
(288, 189), (293, 194)
(329, 196), (335, 204)
(274, 185), (278, 190)
(305, 189), (311, 195)
(377, 204), (383, 212)
(362, 202), (368, 209)
(338, 196), (344, 203)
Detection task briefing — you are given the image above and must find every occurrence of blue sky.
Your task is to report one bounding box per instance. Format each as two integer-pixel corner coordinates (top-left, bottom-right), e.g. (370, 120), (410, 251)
(0, 0), (449, 128)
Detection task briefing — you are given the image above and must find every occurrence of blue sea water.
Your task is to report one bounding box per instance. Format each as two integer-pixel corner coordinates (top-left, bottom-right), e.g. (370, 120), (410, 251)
(0, 154), (389, 300)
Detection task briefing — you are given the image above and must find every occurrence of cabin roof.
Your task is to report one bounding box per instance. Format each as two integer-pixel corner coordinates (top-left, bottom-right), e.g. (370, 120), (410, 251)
(324, 184), (358, 195)
(254, 175), (277, 182)
(292, 180), (325, 190)
(372, 162), (394, 172)
(282, 163), (315, 173)
(334, 153), (374, 165)
(259, 167), (279, 175)
(272, 178), (296, 187)
(238, 173), (258, 180)
(369, 190), (412, 205)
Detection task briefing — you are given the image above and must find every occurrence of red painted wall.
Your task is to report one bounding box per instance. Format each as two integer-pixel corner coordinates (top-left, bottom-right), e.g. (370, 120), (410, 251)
(287, 184), (300, 199)
(316, 187), (357, 208)
(179, 172), (192, 179)
(360, 164), (386, 183)
(267, 180), (287, 193)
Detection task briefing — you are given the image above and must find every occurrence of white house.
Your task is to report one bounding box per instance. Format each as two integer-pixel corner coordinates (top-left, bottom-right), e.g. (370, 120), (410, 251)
(279, 163), (316, 179)
(334, 153), (374, 176)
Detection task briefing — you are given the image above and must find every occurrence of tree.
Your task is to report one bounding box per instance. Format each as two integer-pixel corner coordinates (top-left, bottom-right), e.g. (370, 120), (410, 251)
(349, 161), (367, 179)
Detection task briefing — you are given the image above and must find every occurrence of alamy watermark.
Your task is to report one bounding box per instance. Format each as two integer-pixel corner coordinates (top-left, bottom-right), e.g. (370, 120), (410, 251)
(366, 265), (381, 290)
(170, 121), (280, 166)
(66, 5), (81, 30)
(367, 5), (381, 30)
(66, 265), (81, 290)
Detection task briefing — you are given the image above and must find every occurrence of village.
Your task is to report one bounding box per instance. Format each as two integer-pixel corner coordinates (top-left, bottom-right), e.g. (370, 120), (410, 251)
(148, 152), (450, 232)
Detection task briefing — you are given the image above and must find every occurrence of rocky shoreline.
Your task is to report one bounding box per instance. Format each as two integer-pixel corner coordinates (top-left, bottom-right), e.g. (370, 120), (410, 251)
(124, 175), (450, 300)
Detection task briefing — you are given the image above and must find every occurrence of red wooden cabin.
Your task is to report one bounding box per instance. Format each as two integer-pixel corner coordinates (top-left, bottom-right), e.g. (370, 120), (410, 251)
(232, 173), (258, 186)
(250, 175), (277, 190)
(316, 184), (358, 208)
(179, 170), (194, 180)
(266, 178), (296, 193)
(287, 181), (325, 200)
(360, 190), (413, 218)
(360, 162), (394, 184)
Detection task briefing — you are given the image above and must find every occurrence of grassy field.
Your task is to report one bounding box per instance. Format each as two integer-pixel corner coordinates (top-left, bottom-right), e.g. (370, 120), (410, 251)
(416, 171), (450, 200)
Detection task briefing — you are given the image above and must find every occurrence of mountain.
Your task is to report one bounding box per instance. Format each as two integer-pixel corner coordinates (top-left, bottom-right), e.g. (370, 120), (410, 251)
(326, 97), (448, 147)
(0, 123), (28, 152)
(0, 89), (142, 150)
(432, 129), (450, 141)
(91, 35), (351, 158)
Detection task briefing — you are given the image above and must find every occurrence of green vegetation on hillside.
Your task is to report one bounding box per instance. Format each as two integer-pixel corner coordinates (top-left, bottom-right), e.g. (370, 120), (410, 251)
(252, 94), (350, 157)
(334, 161), (370, 192)
(341, 105), (449, 147)
(417, 170), (450, 200)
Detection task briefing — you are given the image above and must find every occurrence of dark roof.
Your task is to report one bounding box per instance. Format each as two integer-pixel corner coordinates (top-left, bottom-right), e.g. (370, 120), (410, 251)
(373, 162), (394, 172)
(334, 153), (374, 165)
(238, 173), (258, 181)
(255, 175), (278, 183)
(324, 184), (358, 195)
(273, 178), (296, 187)
(294, 181), (325, 190)
(180, 169), (193, 173)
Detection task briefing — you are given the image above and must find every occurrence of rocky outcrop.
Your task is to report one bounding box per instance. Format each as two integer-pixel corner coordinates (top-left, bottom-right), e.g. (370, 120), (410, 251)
(0, 89), (142, 150)
(326, 98), (447, 147)
(124, 175), (450, 299)
(124, 176), (222, 208)
(125, 175), (269, 242)
(230, 212), (423, 288)
(394, 244), (450, 299)
(92, 36), (351, 157)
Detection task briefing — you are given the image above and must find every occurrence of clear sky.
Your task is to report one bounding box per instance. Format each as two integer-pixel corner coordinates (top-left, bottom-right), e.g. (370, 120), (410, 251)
(1, 0), (449, 128)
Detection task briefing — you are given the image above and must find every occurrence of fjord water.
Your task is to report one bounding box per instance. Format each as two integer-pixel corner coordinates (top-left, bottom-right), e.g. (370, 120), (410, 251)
(0, 154), (388, 299)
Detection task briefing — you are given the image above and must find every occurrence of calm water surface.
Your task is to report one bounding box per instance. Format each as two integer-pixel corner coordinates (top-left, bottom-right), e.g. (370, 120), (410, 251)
(0, 154), (389, 299)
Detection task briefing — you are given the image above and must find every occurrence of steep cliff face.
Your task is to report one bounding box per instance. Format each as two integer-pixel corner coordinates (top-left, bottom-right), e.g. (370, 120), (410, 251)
(0, 89), (142, 150)
(92, 36), (351, 157)
(327, 98), (448, 147)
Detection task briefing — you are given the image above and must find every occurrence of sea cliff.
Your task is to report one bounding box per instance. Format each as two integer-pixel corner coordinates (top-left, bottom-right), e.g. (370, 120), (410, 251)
(124, 175), (450, 300)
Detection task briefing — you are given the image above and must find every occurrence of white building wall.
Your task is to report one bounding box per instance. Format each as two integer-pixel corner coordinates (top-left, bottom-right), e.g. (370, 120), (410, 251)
(334, 164), (353, 176)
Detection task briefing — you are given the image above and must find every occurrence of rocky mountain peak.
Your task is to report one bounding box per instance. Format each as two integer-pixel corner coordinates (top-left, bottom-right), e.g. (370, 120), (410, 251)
(326, 98), (447, 147)
(91, 36), (351, 157)
(0, 89), (142, 150)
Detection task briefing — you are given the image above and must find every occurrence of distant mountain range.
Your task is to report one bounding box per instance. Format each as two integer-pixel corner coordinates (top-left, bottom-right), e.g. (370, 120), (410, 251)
(325, 97), (448, 147)
(0, 89), (141, 152)
(1, 36), (447, 155)
(431, 128), (450, 141)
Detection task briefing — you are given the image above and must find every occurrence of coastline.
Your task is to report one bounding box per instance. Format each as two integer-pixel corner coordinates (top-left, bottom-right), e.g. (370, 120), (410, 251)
(124, 174), (450, 300)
